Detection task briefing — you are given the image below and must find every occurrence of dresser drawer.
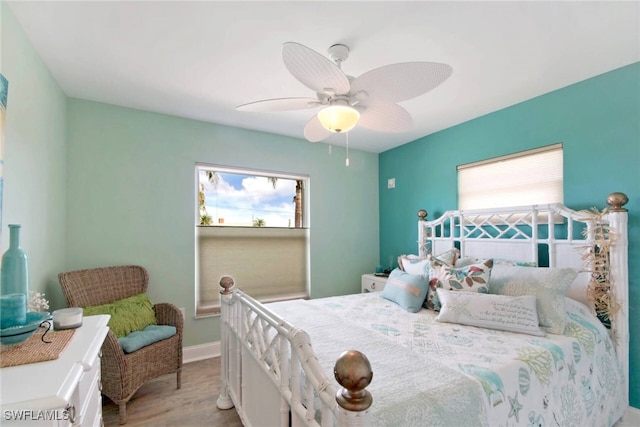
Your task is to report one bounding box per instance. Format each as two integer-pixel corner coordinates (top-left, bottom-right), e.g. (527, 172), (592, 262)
(361, 274), (388, 293)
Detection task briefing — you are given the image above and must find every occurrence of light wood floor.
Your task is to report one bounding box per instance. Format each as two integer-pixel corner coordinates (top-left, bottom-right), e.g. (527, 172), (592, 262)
(103, 357), (243, 427)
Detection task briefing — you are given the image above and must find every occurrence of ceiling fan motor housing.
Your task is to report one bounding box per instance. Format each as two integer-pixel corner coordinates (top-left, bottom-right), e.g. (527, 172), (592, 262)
(328, 44), (350, 66)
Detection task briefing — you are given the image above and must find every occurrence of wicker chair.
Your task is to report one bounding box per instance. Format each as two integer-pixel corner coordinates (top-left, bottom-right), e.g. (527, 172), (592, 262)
(58, 265), (183, 425)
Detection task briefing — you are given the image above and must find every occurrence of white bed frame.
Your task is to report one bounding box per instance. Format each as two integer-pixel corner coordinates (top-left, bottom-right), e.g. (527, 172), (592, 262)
(216, 193), (629, 426)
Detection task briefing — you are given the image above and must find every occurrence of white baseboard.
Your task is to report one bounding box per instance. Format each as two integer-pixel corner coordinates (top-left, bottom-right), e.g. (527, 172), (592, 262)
(183, 341), (220, 364)
(619, 406), (640, 426)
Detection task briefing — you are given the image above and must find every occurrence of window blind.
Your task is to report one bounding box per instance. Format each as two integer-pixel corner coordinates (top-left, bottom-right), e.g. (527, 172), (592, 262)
(196, 226), (309, 316)
(458, 144), (563, 210)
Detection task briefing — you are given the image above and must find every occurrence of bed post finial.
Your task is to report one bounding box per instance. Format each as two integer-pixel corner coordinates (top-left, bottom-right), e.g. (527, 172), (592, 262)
(606, 192), (629, 212)
(417, 209), (428, 221)
(334, 350), (373, 412)
(219, 276), (234, 295)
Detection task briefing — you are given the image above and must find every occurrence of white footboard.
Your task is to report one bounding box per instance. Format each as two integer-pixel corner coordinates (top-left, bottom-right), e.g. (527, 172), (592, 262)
(216, 277), (373, 427)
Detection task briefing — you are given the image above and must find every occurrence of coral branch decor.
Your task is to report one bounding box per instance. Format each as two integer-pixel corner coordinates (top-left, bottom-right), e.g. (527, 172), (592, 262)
(578, 208), (618, 328)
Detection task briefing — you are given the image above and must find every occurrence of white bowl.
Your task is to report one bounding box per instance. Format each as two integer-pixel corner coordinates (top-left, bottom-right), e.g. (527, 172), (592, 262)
(53, 307), (83, 330)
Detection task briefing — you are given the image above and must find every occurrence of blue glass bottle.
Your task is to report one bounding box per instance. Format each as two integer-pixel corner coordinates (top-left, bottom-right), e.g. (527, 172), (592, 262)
(1, 224), (29, 298)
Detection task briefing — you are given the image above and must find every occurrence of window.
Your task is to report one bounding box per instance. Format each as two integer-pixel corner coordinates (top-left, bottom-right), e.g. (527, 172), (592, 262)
(195, 164), (309, 317)
(457, 144), (563, 210)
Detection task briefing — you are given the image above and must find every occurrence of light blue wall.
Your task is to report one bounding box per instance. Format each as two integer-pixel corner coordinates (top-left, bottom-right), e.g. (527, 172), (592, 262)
(2, 1), (379, 348)
(65, 99), (379, 346)
(379, 62), (640, 408)
(1, 2), (68, 310)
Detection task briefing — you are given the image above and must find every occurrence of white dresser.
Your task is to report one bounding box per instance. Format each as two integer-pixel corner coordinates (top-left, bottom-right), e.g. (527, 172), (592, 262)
(0, 315), (110, 426)
(361, 274), (388, 293)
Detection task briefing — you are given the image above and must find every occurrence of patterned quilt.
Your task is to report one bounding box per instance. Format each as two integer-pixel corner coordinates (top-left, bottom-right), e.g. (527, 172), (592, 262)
(266, 293), (624, 427)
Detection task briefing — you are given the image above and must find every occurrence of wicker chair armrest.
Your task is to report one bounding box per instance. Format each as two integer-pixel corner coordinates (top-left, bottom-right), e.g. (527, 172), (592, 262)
(101, 329), (127, 367)
(154, 302), (184, 332)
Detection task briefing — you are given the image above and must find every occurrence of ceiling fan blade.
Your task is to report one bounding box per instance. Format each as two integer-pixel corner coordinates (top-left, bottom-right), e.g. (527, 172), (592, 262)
(236, 97), (321, 112)
(303, 115), (332, 142)
(357, 103), (413, 133)
(351, 62), (452, 104)
(282, 42), (350, 95)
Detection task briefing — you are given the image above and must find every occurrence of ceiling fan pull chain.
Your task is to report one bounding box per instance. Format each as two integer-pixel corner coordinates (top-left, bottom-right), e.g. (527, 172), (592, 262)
(345, 132), (350, 167)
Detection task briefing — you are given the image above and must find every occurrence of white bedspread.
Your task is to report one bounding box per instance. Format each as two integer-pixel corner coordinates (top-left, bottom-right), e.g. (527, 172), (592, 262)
(266, 293), (625, 427)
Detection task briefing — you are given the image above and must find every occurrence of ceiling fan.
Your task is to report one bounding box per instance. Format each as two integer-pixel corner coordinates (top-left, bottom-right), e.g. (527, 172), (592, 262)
(237, 42), (453, 143)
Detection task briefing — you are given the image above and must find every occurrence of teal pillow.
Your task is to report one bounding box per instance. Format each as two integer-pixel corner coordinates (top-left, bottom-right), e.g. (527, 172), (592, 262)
(83, 292), (157, 337)
(118, 325), (176, 353)
(381, 269), (429, 313)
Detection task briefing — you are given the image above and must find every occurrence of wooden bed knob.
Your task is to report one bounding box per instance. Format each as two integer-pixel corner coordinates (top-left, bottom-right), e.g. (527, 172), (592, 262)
(219, 276), (234, 295)
(334, 350), (373, 412)
(606, 192), (629, 212)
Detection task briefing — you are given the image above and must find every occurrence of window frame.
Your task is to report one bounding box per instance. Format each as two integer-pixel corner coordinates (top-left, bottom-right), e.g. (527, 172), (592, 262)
(194, 163), (310, 317)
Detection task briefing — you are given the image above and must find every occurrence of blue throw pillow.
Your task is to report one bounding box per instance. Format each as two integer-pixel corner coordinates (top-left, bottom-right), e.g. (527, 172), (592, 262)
(118, 324), (176, 353)
(381, 269), (429, 313)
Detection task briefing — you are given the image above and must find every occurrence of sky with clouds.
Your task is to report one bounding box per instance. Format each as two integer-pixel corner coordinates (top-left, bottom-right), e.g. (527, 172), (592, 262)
(199, 171), (296, 227)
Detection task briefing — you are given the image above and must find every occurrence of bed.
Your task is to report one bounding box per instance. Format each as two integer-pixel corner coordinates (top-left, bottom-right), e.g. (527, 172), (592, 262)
(216, 193), (629, 427)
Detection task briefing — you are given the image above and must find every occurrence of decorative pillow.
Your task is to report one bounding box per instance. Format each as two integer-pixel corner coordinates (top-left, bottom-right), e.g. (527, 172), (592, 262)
(426, 259), (493, 310)
(398, 248), (459, 276)
(397, 255), (430, 276)
(435, 289), (545, 336)
(118, 324), (176, 353)
(432, 248), (460, 267)
(83, 292), (157, 338)
(381, 269), (429, 313)
(565, 271), (591, 307)
(488, 265), (579, 335)
(456, 257), (537, 268)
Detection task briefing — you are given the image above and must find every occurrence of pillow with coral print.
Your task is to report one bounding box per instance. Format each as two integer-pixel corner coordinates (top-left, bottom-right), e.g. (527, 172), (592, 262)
(425, 258), (493, 311)
(488, 264), (578, 334)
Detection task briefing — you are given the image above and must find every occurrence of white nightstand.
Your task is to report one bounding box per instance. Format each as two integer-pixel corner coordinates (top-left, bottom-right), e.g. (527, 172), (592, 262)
(361, 274), (388, 293)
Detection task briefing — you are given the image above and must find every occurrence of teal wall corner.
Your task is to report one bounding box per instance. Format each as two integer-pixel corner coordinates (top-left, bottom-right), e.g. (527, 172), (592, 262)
(379, 62), (640, 408)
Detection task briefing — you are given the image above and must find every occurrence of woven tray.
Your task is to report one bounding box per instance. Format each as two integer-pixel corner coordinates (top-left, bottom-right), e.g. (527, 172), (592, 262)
(0, 325), (75, 368)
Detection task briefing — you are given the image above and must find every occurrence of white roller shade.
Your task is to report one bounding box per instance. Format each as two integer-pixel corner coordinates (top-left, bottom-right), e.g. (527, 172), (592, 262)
(458, 144), (563, 210)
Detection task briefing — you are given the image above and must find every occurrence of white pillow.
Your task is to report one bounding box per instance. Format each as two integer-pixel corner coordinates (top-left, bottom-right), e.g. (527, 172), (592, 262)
(398, 248), (460, 277)
(565, 271), (591, 307)
(398, 255), (431, 276)
(435, 289), (545, 336)
(489, 265), (579, 334)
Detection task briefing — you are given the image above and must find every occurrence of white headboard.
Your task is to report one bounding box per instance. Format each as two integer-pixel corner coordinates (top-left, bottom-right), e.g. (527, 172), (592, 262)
(417, 194), (629, 408)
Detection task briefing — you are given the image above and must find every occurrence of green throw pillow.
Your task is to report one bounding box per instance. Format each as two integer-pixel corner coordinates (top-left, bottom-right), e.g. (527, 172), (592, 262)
(83, 292), (157, 337)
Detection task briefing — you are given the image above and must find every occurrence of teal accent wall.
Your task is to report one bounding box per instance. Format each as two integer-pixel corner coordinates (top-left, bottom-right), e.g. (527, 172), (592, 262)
(1, 3), (68, 310)
(379, 62), (640, 408)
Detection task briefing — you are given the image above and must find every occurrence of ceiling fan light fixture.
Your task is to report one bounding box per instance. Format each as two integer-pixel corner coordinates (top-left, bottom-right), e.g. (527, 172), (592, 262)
(317, 105), (360, 133)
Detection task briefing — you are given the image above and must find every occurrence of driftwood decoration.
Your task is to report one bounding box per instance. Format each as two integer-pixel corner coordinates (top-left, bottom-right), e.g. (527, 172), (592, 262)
(578, 197), (625, 326)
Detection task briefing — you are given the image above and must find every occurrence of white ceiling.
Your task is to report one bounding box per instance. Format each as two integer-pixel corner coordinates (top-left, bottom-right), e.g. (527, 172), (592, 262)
(7, 1), (640, 153)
